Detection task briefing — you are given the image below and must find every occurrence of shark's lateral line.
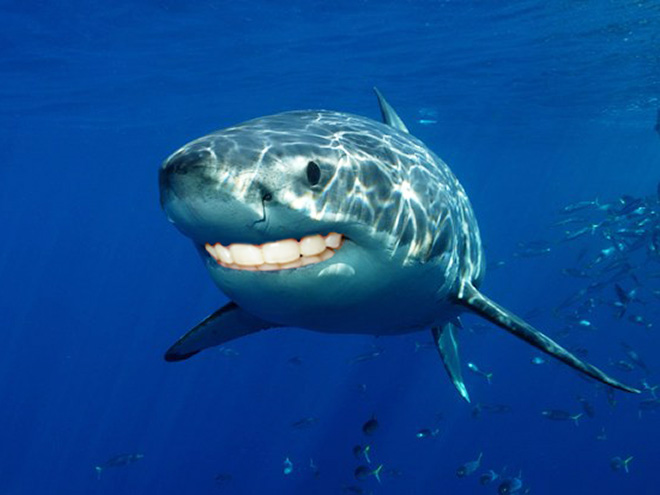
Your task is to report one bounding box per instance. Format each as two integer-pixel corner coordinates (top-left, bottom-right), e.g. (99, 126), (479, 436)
(159, 89), (639, 399)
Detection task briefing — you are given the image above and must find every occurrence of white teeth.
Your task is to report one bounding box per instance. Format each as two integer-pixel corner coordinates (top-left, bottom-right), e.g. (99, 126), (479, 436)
(229, 244), (264, 266)
(205, 233), (344, 271)
(319, 248), (335, 261)
(262, 239), (300, 264)
(280, 258), (303, 270)
(325, 233), (342, 249)
(301, 255), (321, 266)
(217, 245), (233, 264)
(300, 234), (326, 256)
(257, 263), (280, 271)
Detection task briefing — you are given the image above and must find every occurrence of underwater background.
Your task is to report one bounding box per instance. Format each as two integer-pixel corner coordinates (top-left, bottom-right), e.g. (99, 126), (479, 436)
(1, 1), (659, 494)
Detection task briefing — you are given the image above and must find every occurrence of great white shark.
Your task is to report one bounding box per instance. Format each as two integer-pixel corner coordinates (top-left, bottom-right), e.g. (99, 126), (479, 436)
(159, 89), (639, 400)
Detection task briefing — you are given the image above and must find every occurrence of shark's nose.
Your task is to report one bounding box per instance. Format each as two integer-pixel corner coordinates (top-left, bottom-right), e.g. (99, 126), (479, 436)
(159, 148), (216, 204)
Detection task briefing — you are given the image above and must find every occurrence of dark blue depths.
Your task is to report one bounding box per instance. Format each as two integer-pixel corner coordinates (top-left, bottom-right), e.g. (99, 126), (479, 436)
(1, 1), (659, 494)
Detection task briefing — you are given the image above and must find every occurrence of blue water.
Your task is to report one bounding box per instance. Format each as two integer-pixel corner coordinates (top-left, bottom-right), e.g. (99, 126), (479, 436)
(1, 1), (659, 493)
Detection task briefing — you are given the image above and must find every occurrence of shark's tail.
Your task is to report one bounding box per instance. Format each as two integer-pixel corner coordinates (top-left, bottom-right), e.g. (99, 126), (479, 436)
(456, 284), (640, 394)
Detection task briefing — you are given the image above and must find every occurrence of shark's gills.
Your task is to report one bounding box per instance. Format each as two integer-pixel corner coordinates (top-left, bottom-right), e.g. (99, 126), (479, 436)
(457, 284), (640, 394)
(433, 322), (471, 403)
(164, 302), (275, 361)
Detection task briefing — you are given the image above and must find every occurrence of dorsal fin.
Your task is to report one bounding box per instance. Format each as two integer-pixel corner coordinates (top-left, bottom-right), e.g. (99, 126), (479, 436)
(373, 87), (409, 133)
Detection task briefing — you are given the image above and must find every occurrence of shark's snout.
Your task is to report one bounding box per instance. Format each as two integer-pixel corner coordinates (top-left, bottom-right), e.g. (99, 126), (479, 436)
(159, 147), (268, 245)
(159, 148), (217, 204)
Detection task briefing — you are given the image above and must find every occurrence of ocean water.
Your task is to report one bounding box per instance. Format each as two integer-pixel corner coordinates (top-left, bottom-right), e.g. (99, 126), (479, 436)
(1, 1), (659, 494)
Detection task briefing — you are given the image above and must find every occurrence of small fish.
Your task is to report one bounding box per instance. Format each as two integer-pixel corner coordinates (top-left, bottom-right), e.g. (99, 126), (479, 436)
(479, 469), (500, 485)
(577, 319), (594, 329)
(610, 359), (635, 372)
(95, 453), (144, 479)
(467, 362), (493, 384)
(487, 260), (506, 270)
(641, 380), (659, 398)
(638, 398), (660, 411)
(606, 388), (617, 408)
(560, 199), (600, 214)
(287, 356), (303, 366)
(354, 464), (383, 484)
(553, 216), (585, 226)
(610, 456), (633, 473)
(456, 452), (483, 477)
(348, 347), (384, 364)
(596, 427), (607, 441)
(541, 409), (583, 425)
(415, 428), (440, 439)
(577, 396), (595, 418)
(472, 403), (513, 418)
(615, 196), (644, 216)
(530, 356), (546, 365)
(283, 457), (294, 475)
(621, 342), (649, 373)
(563, 225), (598, 241)
(214, 473), (232, 484)
(309, 458), (320, 479)
(362, 416), (379, 436)
(218, 346), (240, 357)
(414, 341), (435, 352)
(513, 247), (552, 258)
(417, 119), (437, 125)
(561, 268), (591, 278)
(291, 416), (319, 429)
(556, 288), (588, 311)
(498, 472), (524, 494)
(628, 314), (652, 328)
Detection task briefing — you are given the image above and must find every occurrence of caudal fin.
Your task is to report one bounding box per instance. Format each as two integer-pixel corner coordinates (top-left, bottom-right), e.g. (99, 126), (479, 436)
(456, 284), (640, 394)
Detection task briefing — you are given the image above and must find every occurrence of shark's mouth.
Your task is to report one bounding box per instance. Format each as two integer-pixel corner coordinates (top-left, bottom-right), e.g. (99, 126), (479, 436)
(204, 233), (344, 271)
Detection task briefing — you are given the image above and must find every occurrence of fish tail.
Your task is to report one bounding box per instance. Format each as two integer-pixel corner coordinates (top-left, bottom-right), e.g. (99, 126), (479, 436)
(486, 373), (493, 384)
(571, 413), (583, 426)
(372, 464), (383, 484)
(624, 456), (633, 473)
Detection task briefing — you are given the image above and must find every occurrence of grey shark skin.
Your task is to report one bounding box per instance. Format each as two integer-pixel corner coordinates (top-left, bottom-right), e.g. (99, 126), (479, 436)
(159, 89), (639, 399)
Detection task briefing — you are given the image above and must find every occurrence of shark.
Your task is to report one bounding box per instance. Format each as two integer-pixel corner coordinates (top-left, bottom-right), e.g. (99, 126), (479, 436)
(158, 88), (639, 401)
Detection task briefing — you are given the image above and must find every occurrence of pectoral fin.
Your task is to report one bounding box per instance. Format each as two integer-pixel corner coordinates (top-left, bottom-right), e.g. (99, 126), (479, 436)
(432, 322), (470, 403)
(457, 284), (640, 394)
(164, 302), (276, 362)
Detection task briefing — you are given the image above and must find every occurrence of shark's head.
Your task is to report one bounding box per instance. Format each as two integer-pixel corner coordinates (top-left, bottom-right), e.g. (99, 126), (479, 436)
(159, 110), (483, 330)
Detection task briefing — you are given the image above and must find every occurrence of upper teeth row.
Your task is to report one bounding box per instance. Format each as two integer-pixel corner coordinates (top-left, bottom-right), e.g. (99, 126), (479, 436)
(204, 233), (343, 269)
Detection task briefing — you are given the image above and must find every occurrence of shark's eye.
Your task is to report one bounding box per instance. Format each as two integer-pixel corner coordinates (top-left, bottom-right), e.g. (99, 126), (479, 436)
(306, 161), (321, 186)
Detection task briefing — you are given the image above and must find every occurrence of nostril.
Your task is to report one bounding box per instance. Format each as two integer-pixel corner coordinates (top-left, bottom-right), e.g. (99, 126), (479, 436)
(262, 192), (273, 202)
